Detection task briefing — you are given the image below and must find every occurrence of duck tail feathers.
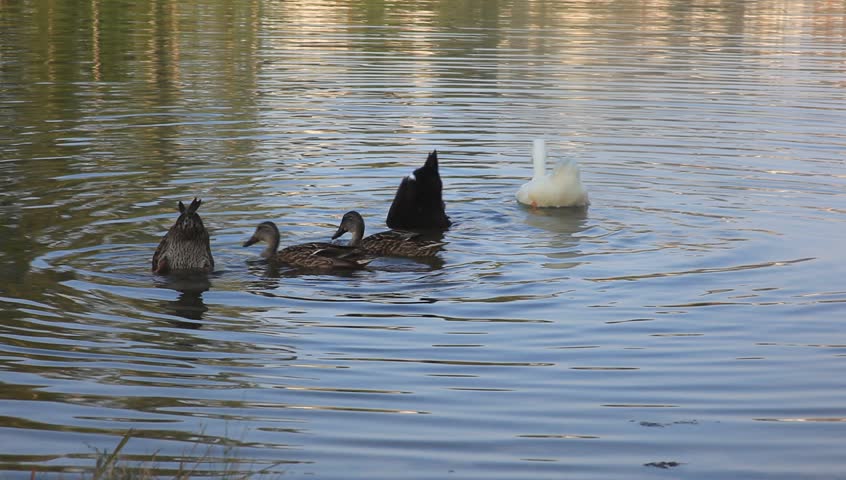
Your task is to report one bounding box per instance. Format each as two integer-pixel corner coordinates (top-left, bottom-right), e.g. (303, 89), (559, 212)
(424, 150), (439, 171)
(552, 158), (581, 176)
(187, 197), (202, 214)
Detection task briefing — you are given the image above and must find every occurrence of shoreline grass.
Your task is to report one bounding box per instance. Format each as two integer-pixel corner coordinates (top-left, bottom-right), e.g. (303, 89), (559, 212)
(26, 430), (284, 480)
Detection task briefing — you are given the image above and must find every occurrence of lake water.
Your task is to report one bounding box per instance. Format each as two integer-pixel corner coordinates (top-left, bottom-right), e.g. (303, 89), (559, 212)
(2, 1), (846, 478)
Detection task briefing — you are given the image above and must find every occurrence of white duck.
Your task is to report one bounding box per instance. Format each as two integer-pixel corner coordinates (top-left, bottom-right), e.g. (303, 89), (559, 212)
(516, 139), (589, 208)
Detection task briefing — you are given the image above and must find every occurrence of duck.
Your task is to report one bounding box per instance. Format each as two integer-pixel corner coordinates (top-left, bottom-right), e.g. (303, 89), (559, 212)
(386, 150), (452, 230)
(152, 198), (214, 275)
(516, 139), (589, 208)
(243, 221), (372, 270)
(332, 211), (445, 257)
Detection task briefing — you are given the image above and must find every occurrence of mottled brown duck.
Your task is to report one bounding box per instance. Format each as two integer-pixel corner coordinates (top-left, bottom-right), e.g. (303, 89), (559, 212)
(243, 221), (372, 269)
(152, 198), (214, 275)
(332, 211), (444, 257)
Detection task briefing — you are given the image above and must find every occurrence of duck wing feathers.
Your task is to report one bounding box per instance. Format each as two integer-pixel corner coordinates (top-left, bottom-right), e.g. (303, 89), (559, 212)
(152, 233), (170, 274)
(361, 230), (444, 257)
(277, 242), (372, 269)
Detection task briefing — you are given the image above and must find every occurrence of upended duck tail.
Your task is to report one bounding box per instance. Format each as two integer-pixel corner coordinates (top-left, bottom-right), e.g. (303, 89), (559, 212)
(532, 139), (547, 179)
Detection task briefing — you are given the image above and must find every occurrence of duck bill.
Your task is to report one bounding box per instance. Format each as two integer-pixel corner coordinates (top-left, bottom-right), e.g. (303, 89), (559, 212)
(242, 236), (259, 247)
(331, 226), (347, 240)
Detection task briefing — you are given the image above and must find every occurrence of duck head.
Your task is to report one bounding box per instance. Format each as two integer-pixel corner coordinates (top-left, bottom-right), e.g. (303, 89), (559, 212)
(243, 221), (281, 258)
(332, 211), (365, 246)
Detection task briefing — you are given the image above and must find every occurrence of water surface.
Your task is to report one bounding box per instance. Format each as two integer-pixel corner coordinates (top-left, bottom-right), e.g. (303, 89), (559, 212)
(2, 1), (846, 478)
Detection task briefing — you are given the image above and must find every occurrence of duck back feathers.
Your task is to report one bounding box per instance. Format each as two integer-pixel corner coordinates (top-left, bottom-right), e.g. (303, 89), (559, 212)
(277, 243), (373, 269)
(386, 150), (451, 230)
(361, 230), (444, 257)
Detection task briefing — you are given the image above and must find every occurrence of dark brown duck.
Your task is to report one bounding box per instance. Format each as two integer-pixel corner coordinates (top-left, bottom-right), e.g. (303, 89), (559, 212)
(386, 150), (451, 230)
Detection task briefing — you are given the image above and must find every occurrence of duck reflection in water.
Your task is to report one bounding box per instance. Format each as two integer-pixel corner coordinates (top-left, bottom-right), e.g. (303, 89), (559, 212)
(154, 272), (211, 328)
(521, 206), (590, 269)
(522, 206), (589, 236)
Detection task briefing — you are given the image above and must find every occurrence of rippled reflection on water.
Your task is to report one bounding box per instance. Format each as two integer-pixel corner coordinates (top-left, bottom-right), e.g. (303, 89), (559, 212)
(2, 1), (846, 479)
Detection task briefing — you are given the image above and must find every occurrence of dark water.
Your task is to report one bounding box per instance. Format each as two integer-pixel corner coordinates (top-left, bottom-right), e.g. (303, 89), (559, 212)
(2, 1), (846, 478)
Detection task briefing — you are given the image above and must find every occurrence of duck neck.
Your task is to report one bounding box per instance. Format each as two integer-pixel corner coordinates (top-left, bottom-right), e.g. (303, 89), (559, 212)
(262, 230), (280, 258)
(347, 228), (364, 247)
(532, 139), (547, 179)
